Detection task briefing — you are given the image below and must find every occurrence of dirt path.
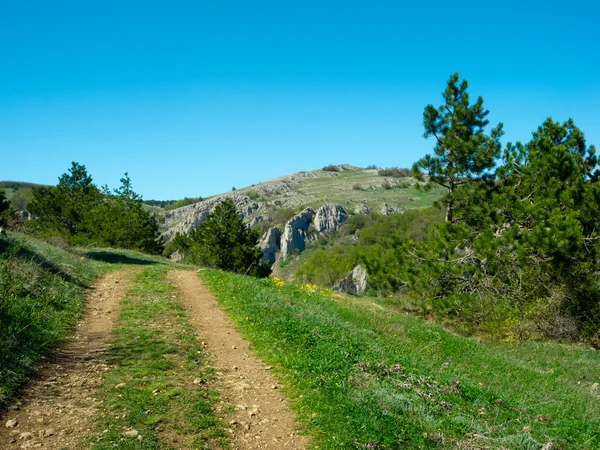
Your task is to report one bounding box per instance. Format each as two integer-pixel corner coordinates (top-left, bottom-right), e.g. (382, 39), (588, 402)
(167, 270), (308, 450)
(0, 269), (135, 449)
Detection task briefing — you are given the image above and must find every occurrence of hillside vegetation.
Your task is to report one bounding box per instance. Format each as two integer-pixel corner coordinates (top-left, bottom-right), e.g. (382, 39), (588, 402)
(202, 269), (600, 449)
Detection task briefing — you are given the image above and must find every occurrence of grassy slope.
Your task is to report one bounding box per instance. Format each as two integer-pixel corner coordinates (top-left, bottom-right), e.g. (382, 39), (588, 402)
(292, 169), (445, 211)
(201, 270), (600, 449)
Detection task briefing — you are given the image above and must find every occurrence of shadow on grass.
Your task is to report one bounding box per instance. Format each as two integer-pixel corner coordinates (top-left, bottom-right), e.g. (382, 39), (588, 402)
(83, 250), (160, 265)
(1, 237), (90, 289)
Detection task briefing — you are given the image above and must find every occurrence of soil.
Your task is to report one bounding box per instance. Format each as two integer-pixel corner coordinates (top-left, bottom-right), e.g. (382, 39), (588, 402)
(0, 269), (135, 449)
(167, 270), (308, 450)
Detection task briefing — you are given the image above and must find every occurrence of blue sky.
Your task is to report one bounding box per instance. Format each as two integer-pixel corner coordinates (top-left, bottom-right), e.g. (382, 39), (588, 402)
(1, 0), (599, 200)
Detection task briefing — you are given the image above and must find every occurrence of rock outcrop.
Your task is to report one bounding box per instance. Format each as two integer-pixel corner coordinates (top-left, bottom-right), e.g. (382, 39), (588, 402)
(280, 207), (315, 258)
(333, 265), (369, 295)
(380, 203), (403, 215)
(260, 228), (281, 265)
(313, 204), (347, 233)
(354, 204), (370, 215)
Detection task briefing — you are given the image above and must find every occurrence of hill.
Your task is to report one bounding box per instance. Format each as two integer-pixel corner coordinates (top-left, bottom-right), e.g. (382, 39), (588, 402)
(159, 164), (444, 241)
(0, 181), (46, 211)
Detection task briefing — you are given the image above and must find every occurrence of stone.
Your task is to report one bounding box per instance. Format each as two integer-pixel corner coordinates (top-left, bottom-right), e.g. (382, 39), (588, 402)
(5, 418), (18, 428)
(169, 250), (184, 263)
(123, 429), (139, 437)
(380, 203), (403, 215)
(354, 204), (370, 215)
(312, 204), (347, 234)
(259, 228), (281, 265)
(333, 265), (369, 295)
(19, 432), (34, 440)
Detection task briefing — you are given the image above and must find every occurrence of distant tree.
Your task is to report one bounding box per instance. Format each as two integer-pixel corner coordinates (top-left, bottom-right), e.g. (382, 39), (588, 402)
(412, 73), (504, 223)
(28, 162), (101, 235)
(0, 190), (9, 216)
(172, 199), (270, 277)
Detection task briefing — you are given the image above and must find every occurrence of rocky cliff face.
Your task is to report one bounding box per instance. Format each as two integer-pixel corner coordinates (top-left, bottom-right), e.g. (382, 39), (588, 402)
(279, 207), (315, 258)
(260, 227), (281, 265)
(313, 204), (348, 233)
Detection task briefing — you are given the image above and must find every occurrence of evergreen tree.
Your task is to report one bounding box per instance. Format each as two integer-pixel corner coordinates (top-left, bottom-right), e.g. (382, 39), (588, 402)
(0, 189), (12, 227)
(412, 73), (504, 223)
(172, 199), (270, 277)
(28, 162), (101, 235)
(0, 189), (9, 216)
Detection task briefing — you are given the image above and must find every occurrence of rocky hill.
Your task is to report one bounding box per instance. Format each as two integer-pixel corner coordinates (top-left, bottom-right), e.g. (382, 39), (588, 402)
(159, 165), (444, 265)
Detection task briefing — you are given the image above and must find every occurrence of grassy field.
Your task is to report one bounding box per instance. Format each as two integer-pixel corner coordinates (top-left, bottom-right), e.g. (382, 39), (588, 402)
(200, 270), (600, 449)
(88, 266), (227, 449)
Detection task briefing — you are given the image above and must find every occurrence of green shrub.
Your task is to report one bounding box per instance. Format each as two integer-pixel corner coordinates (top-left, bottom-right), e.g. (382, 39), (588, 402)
(378, 167), (411, 177)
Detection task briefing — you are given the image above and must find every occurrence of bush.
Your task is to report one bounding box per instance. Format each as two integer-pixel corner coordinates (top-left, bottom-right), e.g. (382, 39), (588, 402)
(378, 167), (411, 177)
(322, 165), (340, 172)
(164, 197), (203, 210)
(246, 190), (260, 200)
(352, 184), (364, 191)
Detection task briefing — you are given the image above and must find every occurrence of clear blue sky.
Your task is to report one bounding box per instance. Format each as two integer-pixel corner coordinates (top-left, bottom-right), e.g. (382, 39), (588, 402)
(1, 0), (598, 200)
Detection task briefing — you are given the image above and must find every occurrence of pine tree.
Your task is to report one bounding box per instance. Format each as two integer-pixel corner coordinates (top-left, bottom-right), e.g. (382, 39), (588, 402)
(412, 73), (504, 223)
(172, 199), (270, 276)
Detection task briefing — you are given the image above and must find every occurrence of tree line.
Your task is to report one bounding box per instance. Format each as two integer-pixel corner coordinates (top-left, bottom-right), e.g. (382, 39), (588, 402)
(24, 162), (163, 253)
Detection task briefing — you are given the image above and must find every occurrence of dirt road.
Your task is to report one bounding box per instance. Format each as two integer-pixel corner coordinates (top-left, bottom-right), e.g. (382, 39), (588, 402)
(168, 270), (308, 450)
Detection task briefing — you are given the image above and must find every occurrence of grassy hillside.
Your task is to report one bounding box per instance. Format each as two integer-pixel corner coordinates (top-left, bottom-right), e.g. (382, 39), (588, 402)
(237, 166), (444, 218)
(201, 269), (600, 449)
(0, 181), (45, 210)
(158, 165), (445, 241)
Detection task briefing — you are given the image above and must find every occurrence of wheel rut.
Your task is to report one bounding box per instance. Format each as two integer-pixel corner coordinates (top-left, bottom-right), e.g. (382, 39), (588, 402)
(167, 270), (308, 450)
(0, 268), (135, 449)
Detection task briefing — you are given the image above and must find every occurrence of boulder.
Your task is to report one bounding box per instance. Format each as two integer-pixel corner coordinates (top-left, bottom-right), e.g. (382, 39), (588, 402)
(313, 204), (347, 233)
(333, 265), (369, 295)
(169, 250), (184, 263)
(260, 228), (281, 265)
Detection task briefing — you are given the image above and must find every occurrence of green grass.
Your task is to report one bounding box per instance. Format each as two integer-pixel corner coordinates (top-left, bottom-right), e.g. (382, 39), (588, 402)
(88, 267), (227, 449)
(200, 270), (600, 449)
